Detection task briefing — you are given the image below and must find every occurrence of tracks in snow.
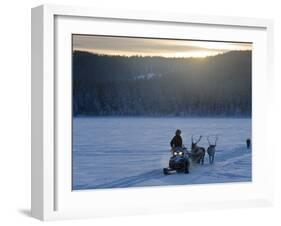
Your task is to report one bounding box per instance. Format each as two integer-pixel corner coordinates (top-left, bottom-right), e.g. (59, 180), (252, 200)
(80, 169), (163, 189)
(76, 146), (251, 189)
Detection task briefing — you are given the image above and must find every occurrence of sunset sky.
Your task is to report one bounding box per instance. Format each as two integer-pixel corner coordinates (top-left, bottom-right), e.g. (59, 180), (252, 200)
(73, 35), (252, 58)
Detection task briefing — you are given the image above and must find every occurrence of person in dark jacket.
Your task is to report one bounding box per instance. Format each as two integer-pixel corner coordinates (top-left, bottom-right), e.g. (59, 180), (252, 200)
(170, 129), (183, 149)
(246, 138), (251, 149)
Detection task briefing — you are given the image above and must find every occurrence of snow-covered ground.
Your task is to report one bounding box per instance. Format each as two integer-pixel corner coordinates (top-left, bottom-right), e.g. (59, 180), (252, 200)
(72, 117), (251, 190)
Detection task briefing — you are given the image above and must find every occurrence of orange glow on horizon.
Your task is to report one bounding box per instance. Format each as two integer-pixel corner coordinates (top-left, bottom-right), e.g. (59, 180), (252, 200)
(73, 35), (252, 58)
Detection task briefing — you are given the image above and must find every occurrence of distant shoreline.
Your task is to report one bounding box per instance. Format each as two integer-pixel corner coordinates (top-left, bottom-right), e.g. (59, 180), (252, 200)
(73, 114), (252, 119)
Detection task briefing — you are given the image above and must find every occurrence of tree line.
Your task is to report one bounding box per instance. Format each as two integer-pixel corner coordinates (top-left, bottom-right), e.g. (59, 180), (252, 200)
(72, 50), (252, 117)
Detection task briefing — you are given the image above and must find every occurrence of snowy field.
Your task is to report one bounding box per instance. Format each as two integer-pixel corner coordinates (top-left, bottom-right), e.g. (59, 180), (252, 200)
(72, 117), (252, 190)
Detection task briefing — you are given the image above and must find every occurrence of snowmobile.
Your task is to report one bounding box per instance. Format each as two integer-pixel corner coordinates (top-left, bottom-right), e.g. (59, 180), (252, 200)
(163, 147), (190, 175)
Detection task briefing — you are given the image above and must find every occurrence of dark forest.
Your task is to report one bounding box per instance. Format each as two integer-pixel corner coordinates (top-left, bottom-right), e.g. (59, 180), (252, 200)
(72, 50), (251, 117)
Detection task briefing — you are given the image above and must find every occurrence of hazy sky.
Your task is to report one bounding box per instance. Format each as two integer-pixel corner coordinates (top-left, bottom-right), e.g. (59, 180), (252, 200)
(73, 35), (252, 58)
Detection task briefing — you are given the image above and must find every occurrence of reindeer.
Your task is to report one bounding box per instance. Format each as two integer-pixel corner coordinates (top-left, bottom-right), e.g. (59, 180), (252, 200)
(191, 135), (205, 165)
(207, 136), (218, 164)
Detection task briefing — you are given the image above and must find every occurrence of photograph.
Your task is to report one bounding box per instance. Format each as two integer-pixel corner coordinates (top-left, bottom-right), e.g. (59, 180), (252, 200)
(72, 34), (252, 190)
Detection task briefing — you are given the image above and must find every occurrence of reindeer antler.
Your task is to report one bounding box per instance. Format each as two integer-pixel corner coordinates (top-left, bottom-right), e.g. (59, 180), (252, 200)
(192, 135), (203, 144)
(195, 135), (202, 144)
(207, 135), (219, 146)
(215, 135), (219, 146)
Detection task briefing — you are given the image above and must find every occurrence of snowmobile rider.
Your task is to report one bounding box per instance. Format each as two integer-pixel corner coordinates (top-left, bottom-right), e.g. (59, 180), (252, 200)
(170, 129), (183, 153)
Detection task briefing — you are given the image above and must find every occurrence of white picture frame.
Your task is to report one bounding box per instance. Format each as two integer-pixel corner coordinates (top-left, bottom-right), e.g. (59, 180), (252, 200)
(31, 4), (274, 221)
